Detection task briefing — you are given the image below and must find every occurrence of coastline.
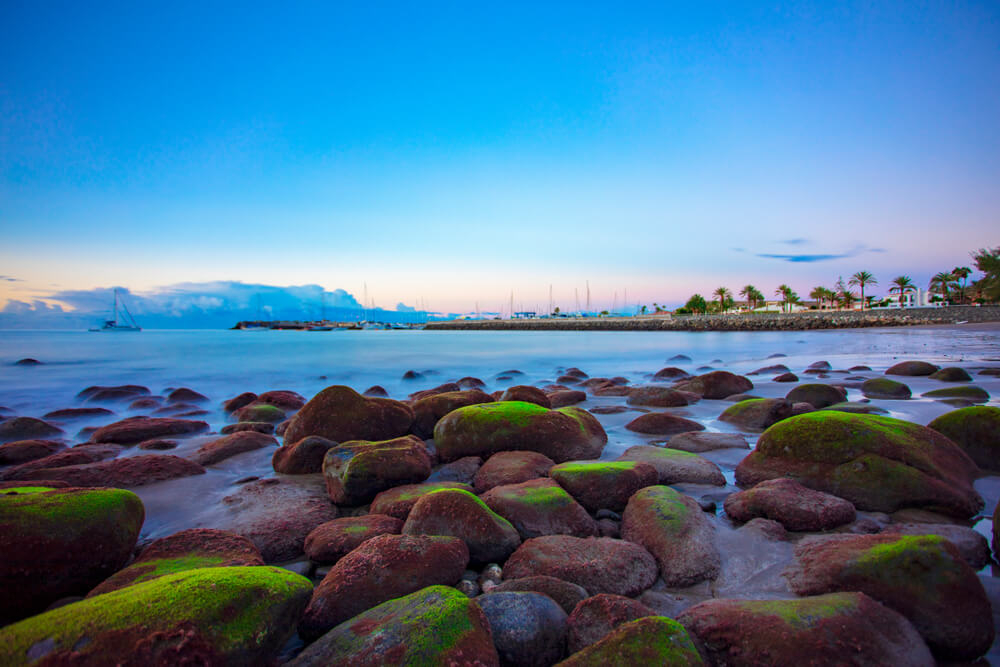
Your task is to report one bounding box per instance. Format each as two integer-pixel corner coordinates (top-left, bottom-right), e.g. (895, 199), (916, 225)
(425, 305), (1000, 332)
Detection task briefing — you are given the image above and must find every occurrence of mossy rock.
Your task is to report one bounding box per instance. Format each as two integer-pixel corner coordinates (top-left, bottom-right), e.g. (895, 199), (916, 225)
(480, 478), (598, 539)
(289, 585), (499, 667)
(0, 486), (144, 624)
(678, 592), (933, 666)
(922, 385), (990, 403)
(718, 398), (795, 431)
(734, 411), (982, 517)
(861, 378), (911, 400)
(615, 446), (725, 486)
(0, 566), (311, 665)
(235, 403), (286, 424)
(929, 367), (972, 382)
(322, 435), (431, 505)
(370, 481), (473, 520)
(550, 461), (658, 513)
(557, 616), (703, 666)
(785, 384), (845, 408)
(886, 360), (940, 376)
(402, 488), (521, 564)
(433, 401), (607, 463)
(410, 389), (495, 439)
(927, 406), (1000, 471)
(821, 402), (889, 415)
(283, 385), (414, 446)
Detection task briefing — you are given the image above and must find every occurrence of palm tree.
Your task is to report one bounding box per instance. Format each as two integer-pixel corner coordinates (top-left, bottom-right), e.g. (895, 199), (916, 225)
(848, 271), (877, 310)
(890, 275), (916, 307)
(713, 287), (732, 313)
(775, 284), (798, 313)
(929, 272), (957, 302)
(739, 285), (758, 311)
(751, 287), (766, 311)
(809, 286), (827, 309)
(952, 266), (971, 304)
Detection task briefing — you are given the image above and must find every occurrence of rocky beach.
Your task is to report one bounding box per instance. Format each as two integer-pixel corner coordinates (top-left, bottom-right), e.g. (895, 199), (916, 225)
(0, 327), (999, 665)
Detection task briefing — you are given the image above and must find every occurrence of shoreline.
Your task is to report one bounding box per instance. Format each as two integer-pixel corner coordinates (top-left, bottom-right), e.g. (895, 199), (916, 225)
(425, 305), (1000, 333)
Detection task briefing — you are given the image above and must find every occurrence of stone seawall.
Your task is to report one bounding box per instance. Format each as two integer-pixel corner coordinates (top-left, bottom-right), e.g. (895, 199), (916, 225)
(425, 306), (1000, 332)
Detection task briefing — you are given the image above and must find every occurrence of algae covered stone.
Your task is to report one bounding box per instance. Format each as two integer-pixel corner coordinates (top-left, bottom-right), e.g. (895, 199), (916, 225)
(283, 385), (414, 445)
(369, 481), (473, 520)
(410, 389), (495, 439)
(0, 566), (312, 666)
(861, 377), (911, 400)
(734, 411), (982, 517)
(550, 461), (658, 512)
(402, 488), (521, 563)
(480, 478), (598, 539)
(433, 401), (607, 463)
(718, 398), (795, 430)
(290, 585), (499, 667)
(927, 405), (1000, 471)
(922, 385), (990, 403)
(784, 383), (845, 408)
(557, 616), (704, 666)
(0, 486), (144, 624)
(929, 367), (973, 382)
(886, 360), (939, 376)
(566, 593), (655, 654)
(322, 435), (431, 505)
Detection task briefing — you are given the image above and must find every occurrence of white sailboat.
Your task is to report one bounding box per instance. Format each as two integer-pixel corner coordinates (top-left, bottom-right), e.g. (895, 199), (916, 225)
(90, 289), (141, 331)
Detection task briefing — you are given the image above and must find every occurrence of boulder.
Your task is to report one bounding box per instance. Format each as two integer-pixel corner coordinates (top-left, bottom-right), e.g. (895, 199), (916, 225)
(673, 370), (753, 399)
(457, 376), (487, 389)
(0, 417), (64, 443)
(734, 412), (982, 518)
(427, 456), (482, 484)
(0, 439), (65, 465)
(718, 398), (795, 431)
(808, 360), (832, 370)
(774, 372), (799, 382)
(784, 384), (845, 408)
(886, 361), (939, 376)
(504, 536), (658, 597)
(223, 391), (258, 413)
(500, 385), (552, 408)
(785, 533), (993, 660)
(166, 387), (208, 403)
(678, 593), (933, 667)
(409, 382), (462, 402)
(566, 593), (654, 654)
(550, 461), (658, 512)
(362, 385), (388, 397)
(653, 367), (689, 380)
(615, 446), (725, 486)
(624, 413), (704, 435)
(87, 528), (264, 596)
(626, 386), (689, 408)
(410, 389), (495, 439)
(0, 444), (122, 481)
(272, 435), (337, 474)
(822, 401), (888, 415)
(234, 403), (287, 423)
(221, 421), (275, 435)
(930, 367), (973, 382)
(0, 567), (312, 666)
(723, 478), (856, 531)
(88, 416), (208, 445)
(433, 401), (607, 463)
(748, 364), (790, 375)
(283, 385), (414, 445)
(80, 384), (150, 402)
(486, 575), (588, 615)
(478, 592), (568, 666)
(0, 486), (144, 624)
(923, 385), (990, 402)
(402, 488), (521, 563)
(299, 534), (469, 639)
(621, 486), (720, 587)
(191, 431), (277, 466)
(304, 514), (403, 564)
(257, 389), (306, 410)
(481, 478), (598, 539)
(927, 406), (1000, 471)
(42, 407), (114, 421)
(882, 523), (990, 570)
(10, 454), (206, 488)
(861, 377), (912, 399)
(667, 431), (749, 453)
(370, 481), (474, 520)
(549, 390), (587, 408)
(474, 451), (556, 493)
(322, 435), (431, 505)
(558, 616), (704, 666)
(288, 585), (499, 667)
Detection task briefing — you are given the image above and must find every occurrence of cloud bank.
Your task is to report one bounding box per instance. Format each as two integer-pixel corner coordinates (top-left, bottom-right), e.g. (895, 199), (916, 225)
(734, 242), (886, 264)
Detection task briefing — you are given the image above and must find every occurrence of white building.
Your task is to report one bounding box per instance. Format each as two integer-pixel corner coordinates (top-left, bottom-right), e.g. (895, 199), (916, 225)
(882, 288), (941, 308)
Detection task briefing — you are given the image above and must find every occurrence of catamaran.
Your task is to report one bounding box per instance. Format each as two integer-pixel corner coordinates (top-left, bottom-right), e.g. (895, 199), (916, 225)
(89, 289), (141, 331)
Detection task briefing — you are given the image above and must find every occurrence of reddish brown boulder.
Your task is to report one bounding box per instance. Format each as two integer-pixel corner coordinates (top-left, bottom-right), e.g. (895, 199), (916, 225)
(42, 407), (114, 421)
(258, 389), (306, 410)
(362, 385), (388, 397)
(718, 398), (795, 431)
(426, 456), (481, 484)
(298, 533), (469, 639)
(322, 435), (431, 505)
(0, 417), (64, 443)
(627, 386), (689, 407)
(550, 461), (658, 512)
(473, 451), (555, 494)
(785, 383), (847, 408)
(457, 376), (487, 389)
(723, 478), (856, 531)
(88, 416), (208, 445)
(774, 372), (799, 382)
(167, 387), (208, 403)
(673, 371), (753, 399)
(128, 397), (162, 410)
(615, 446), (725, 486)
(481, 478), (598, 539)
(223, 391), (258, 413)
(566, 593), (654, 654)
(369, 481), (473, 520)
(234, 402), (286, 423)
(283, 385), (414, 445)
(886, 360), (939, 376)
(653, 367), (689, 380)
(11, 454), (206, 488)
(668, 431), (749, 452)
(80, 385), (150, 402)
(191, 431), (277, 466)
(501, 385), (552, 408)
(486, 575), (588, 615)
(625, 412), (704, 435)
(503, 536), (658, 597)
(548, 390), (587, 408)
(221, 421), (274, 435)
(272, 435), (337, 474)
(408, 382), (462, 402)
(304, 514), (404, 564)
(0, 444), (122, 480)
(410, 389), (494, 439)
(0, 439), (65, 465)
(402, 488), (521, 563)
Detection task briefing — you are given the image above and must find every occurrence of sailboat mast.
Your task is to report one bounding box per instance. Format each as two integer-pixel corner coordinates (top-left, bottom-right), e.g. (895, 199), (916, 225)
(113, 289), (118, 324)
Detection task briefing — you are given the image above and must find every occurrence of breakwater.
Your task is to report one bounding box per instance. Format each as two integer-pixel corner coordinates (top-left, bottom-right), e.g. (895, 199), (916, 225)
(426, 306), (1000, 332)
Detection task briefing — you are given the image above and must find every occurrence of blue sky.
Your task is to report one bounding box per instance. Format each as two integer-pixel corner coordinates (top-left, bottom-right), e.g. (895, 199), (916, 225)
(2, 1), (998, 323)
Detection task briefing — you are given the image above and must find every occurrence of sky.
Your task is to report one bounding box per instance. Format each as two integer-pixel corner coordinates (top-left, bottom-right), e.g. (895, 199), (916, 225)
(2, 1), (998, 325)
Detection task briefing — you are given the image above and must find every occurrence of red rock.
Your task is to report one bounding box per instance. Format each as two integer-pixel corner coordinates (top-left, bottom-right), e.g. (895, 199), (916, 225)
(548, 390), (587, 408)
(137, 439), (177, 450)
(624, 412), (704, 435)
(426, 456), (481, 485)
(0, 417), (64, 443)
(0, 444), (122, 481)
(481, 478), (598, 539)
(886, 360), (940, 376)
(653, 367), (689, 380)
(223, 391), (258, 412)
(626, 386), (689, 408)
(410, 389), (494, 439)
(500, 385), (552, 408)
(80, 385), (150, 403)
(257, 389), (306, 410)
(785, 383), (847, 408)
(369, 481), (473, 520)
(42, 407), (114, 421)
(774, 372), (799, 382)
(550, 461), (659, 513)
(221, 421), (275, 435)
(474, 451), (555, 494)
(362, 385), (388, 397)
(408, 382), (462, 402)
(191, 431), (277, 466)
(304, 514), (404, 564)
(0, 439), (65, 465)
(12, 454), (206, 488)
(273, 435), (337, 474)
(457, 376), (487, 389)
(673, 371), (753, 399)
(666, 431), (749, 453)
(566, 593), (654, 654)
(88, 417), (208, 445)
(128, 397), (162, 410)
(485, 575), (589, 615)
(403, 488), (521, 563)
(283, 385), (414, 445)
(234, 403), (287, 423)
(723, 478), (856, 531)
(615, 446), (725, 486)
(167, 387), (208, 404)
(0, 479), (70, 489)
(322, 435), (431, 505)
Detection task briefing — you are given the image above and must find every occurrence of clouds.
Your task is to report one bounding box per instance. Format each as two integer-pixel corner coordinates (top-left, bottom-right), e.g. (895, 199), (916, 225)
(0, 276), (22, 282)
(736, 242), (887, 264)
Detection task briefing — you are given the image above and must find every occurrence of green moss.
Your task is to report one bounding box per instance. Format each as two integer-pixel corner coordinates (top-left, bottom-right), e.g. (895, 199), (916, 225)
(827, 453), (933, 512)
(720, 398), (768, 417)
(922, 386), (989, 401)
(861, 378), (911, 398)
(380, 482), (469, 503)
(632, 486), (690, 533)
(341, 524), (370, 535)
(107, 555), (228, 590)
(821, 402), (889, 415)
(504, 483), (574, 508)
(551, 461), (641, 478)
(239, 404), (285, 422)
(560, 616), (704, 666)
(848, 535), (962, 590)
(743, 593), (859, 630)
(0, 486), (58, 495)
(557, 406), (592, 435)
(0, 487), (143, 529)
(0, 567), (312, 662)
(453, 401), (548, 428)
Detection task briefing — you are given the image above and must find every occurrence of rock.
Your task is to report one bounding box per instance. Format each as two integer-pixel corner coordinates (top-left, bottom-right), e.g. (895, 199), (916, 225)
(434, 401), (607, 463)
(298, 534), (469, 639)
(221, 421), (275, 435)
(822, 401), (889, 415)
(304, 514), (404, 564)
(128, 397), (162, 410)
(740, 517), (789, 541)
(566, 593), (654, 654)
(808, 360), (832, 370)
(621, 485), (720, 587)
(362, 385), (388, 397)
(669, 354), (692, 362)
(0, 486), (144, 624)
(0, 444), (122, 481)
(678, 592), (933, 667)
(558, 616), (704, 666)
(408, 382), (462, 402)
(191, 431), (277, 466)
(886, 360), (940, 376)
(14, 358), (41, 365)
(615, 446), (725, 486)
(784, 383), (846, 408)
(289, 585), (499, 667)
(774, 372), (799, 382)
(550, 461), (658, 512)
(257, 389), (306, 410)
(504, 536), (657, 597)
(723, 478), (856, 531)
(474, 451), (555, 493)
(427, 456), (482, 484)
(673, 370), (753, 399)
(0, 439), (65, 465)
(322, 435), (431, 505)
(735, 412), (982, 518)
(748, 364), (790, 375)
(486, 575), (588, 615)
(88, 416), (208, 445)
(272, 435), (337, 474)
(223, 391), (258, 412)
(11, 454), (206, 488)
(370, 481), (474, 520)
(0, 566), (312, 665)
(882, 523), (990, 570)
(930, 367), (973, 382)
(402, 370), (425, 380)
(166, 387), (208, 403)
(923, 385), (990, 402)
(588, 405), (629, 415)
(410, 389), (495, 439)
(457, 376), (487, 389)
(500, 385), (552, 408)
(402, 488), (521, 563)
(668, 431), (749, 452)
(0, 417), (64, 443)
(477, 591), (568, 667)
(220, 477), (338, 562)
(626, 386), (690, 407)
(283, 385), (414, 445)
(233, 403), (286, 423)
(927, 406), (1000, 471)
(653, 367), (689, 380)
(80, 384), (150, 402)
(624, 412), (704, 435)
(549, 390), (587, 408)
(481, 478), (598, 539)
(87, 528), (264, 596)
(718, 398), (795, 431)
(42, 407), (114, 421)
(861, 377), (912, 399)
